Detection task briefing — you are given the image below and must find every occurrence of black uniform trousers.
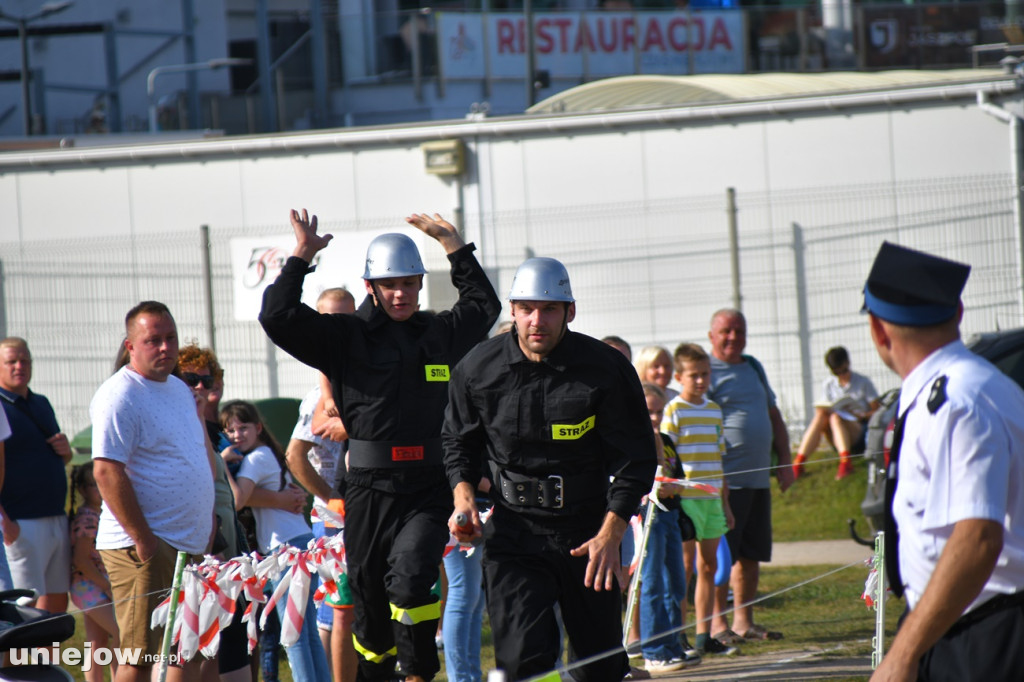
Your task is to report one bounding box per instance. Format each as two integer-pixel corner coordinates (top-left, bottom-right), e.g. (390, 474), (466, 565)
(345, 480), (451, 681)
(483, 514), (628, 682)
(905, 595), (1024, 681)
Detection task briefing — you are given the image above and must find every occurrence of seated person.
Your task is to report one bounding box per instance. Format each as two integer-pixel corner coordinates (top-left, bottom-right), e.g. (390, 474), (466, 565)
(793, 346), (879, 480)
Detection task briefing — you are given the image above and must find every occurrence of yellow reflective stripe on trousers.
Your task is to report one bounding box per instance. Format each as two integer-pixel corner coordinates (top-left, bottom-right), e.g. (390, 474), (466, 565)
(389, 601), (441, 625)
(526, 670), (563, 682)
(352, 636), (396, 663)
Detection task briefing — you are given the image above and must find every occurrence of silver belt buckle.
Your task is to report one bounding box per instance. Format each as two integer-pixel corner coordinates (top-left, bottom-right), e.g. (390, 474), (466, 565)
(548, 474), (564, 509)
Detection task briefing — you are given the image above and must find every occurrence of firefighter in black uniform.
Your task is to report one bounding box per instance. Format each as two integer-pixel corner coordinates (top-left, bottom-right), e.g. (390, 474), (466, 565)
(260, 209), (500, 682)
(442, 257), (656, 682)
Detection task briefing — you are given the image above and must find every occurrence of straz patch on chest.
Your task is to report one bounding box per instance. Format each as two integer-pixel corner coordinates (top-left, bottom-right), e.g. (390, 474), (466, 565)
(392, 445), (424, 462)
(552, 415), (596, 440)
(425, 364), (450, 382)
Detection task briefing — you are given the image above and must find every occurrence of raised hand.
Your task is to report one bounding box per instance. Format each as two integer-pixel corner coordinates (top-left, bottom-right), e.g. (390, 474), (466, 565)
(289, 208), (333, 262)
(405, 213), (465, 254)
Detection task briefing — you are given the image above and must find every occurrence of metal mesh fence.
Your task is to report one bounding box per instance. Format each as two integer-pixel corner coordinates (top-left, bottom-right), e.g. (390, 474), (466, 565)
(1, 172), (1019, 441)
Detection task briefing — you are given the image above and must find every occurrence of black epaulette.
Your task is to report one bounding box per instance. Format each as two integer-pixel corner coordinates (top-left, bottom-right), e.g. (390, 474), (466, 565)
(927, 376), (948, 414)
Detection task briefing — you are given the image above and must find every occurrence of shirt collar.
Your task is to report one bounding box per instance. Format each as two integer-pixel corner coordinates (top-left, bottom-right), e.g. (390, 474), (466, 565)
(502, 328), (573, 371)
(897, 339), (967, 417)
(0, 385), (29, 405)
(360, 295), (429, 331)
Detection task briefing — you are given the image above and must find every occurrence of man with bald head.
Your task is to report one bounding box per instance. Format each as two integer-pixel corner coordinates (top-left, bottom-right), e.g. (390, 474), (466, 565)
(706, 308), (793, 644)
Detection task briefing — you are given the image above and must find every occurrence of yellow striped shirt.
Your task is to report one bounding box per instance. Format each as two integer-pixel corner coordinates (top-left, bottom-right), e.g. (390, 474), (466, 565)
(660, 396), (725, 500)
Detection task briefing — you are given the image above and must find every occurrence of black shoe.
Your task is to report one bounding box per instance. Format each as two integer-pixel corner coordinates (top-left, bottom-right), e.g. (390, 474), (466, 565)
(699, 636), (739, 656)
(679, 634), (701, 665)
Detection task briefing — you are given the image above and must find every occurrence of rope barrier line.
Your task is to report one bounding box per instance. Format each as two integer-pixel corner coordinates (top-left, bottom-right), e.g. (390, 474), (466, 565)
(65, 585), (183, 621)
(677, 451), (868, 484)
(525, 558), (871, 682)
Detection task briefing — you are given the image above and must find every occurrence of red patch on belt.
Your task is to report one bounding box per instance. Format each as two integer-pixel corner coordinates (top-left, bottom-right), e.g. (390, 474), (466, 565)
(392, 446), (424, 462)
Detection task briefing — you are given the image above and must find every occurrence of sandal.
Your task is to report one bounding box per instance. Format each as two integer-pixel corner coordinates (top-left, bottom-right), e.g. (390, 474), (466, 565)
(710, 629), (745, 645)
(742, 624), (783, 641)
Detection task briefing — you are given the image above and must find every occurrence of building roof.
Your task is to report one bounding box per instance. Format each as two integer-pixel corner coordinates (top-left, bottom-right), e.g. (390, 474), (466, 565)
(527, 69), (1014, 114)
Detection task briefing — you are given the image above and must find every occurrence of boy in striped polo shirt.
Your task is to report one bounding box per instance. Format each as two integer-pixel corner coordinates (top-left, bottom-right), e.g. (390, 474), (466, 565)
(661, 343), (736, 655)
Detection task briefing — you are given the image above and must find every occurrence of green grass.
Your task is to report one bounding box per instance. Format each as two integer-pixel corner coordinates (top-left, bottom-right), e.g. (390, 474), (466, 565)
(752, 563), (899, 656)
(772, 450), (871, 542)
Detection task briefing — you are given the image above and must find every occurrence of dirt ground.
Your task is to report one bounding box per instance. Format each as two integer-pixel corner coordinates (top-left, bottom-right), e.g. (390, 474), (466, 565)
(648, 645), (874, 681)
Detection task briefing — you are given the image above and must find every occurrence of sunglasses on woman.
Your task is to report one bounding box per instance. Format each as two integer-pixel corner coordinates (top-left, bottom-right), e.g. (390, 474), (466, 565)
(181, 372), (215, 389)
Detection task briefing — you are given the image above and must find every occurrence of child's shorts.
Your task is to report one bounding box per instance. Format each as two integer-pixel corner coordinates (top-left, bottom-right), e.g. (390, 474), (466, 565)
(326, 573), (352, 609)
(313, 521), (352, 630)
(681, 498), (729, 541)
(70, 577), (112, 611)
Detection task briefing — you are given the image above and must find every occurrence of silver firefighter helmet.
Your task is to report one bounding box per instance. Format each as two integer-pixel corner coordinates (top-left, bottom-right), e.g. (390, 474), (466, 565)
(508, 257), (574, 302)
(363, 233), (428, 280)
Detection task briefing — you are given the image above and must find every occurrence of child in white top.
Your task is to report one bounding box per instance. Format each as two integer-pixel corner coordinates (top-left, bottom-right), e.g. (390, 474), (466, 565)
(220, 400), (328, 682)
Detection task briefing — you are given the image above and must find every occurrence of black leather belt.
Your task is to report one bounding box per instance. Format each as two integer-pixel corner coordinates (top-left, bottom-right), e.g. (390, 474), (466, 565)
(950, 589), (1024, 634)
(348, 438), (442, 469)
(497, 469), (607, 509)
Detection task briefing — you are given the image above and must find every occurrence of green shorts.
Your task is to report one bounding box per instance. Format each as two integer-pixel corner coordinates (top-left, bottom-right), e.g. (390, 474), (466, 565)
(326, 572), (353, 608)
(681, 498), (729, 541)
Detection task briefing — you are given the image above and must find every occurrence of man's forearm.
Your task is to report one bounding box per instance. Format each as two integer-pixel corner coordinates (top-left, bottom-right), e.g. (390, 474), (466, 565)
(453, 481), (476, 508)
(597, 510), (628, 545)
(885, 519), (1002, 670)
(286, 439), (334, 501)
(769, 406), (791, 464)
(93, 459), (155, 546)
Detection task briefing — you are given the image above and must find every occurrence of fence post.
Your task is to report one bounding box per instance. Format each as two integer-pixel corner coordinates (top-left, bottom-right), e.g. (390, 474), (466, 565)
(200, 225), (216, 352)
(0, 260), (6, 340)
(792, 222), (813, 428)
(872, 532), (887, 668)
(726, 187), (742, 311)
(157, 551), (188, 682)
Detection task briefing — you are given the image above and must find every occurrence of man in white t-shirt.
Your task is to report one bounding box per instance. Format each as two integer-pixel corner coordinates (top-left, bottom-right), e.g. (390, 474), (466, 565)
(91, 301), (215, 682)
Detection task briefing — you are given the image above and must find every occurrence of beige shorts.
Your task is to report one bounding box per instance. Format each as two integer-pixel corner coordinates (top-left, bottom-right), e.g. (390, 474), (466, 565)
(100, 538), (197, 659)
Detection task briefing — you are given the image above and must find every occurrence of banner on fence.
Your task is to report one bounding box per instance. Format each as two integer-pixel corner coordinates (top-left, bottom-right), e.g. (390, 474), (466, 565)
(229, 230), (428, 321)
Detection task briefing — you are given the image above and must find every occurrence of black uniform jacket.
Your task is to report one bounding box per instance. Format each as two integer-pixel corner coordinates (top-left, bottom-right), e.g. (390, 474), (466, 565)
(259, 243), (500, 493)
(443, 329), (657, 531)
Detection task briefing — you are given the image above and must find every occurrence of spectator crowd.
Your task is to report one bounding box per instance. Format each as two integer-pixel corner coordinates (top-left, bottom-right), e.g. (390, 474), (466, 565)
(5, 224), (1009, 682)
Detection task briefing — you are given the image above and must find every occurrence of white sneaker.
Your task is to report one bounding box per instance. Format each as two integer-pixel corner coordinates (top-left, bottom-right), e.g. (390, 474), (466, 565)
(643, 659), (686, 674)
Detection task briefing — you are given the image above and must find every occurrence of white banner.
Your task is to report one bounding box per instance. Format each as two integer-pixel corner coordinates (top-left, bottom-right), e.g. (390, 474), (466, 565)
(230, 230), (429, 322)
(438, 11), (745, 79)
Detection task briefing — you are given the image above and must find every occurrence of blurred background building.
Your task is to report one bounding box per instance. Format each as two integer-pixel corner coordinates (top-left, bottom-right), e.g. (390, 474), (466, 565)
(1, 0), (1022, 138)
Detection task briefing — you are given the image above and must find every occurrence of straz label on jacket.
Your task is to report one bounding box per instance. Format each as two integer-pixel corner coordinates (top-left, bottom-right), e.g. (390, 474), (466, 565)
(552, 415), (596, 440)
(392, 446), (424, 462)
(425, 365), (451, 382)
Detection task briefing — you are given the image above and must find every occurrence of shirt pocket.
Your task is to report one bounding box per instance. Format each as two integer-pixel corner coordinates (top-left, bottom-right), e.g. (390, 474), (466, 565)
(547, 394), (598, 443)
(477, 389), (519, 451)
(344, 346), (401, 411)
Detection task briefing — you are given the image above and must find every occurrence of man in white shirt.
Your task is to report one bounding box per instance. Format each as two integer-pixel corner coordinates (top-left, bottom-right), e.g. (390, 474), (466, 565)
(865, 242), (1024, 682)
(92, 301), (215, 682)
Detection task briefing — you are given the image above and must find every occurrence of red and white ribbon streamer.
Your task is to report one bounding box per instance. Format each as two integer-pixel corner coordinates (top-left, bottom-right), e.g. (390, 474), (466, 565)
(151, 520), (483, 661)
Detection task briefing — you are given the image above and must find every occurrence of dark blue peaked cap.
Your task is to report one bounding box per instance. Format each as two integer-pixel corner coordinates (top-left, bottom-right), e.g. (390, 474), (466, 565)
(862, 241), (970, 326)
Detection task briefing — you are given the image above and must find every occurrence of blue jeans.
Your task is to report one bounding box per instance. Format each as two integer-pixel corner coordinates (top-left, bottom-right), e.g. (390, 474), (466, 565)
(261, 598), (281, 682)
(639, 507), (686, 661)
(273, 533), (330, 682)
(442, 548), (486, 682)
(0, 530), (12, 591)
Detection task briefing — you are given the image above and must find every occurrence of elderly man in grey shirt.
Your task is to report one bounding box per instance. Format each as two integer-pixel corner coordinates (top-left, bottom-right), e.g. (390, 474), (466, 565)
(706, 308), (794, 644)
